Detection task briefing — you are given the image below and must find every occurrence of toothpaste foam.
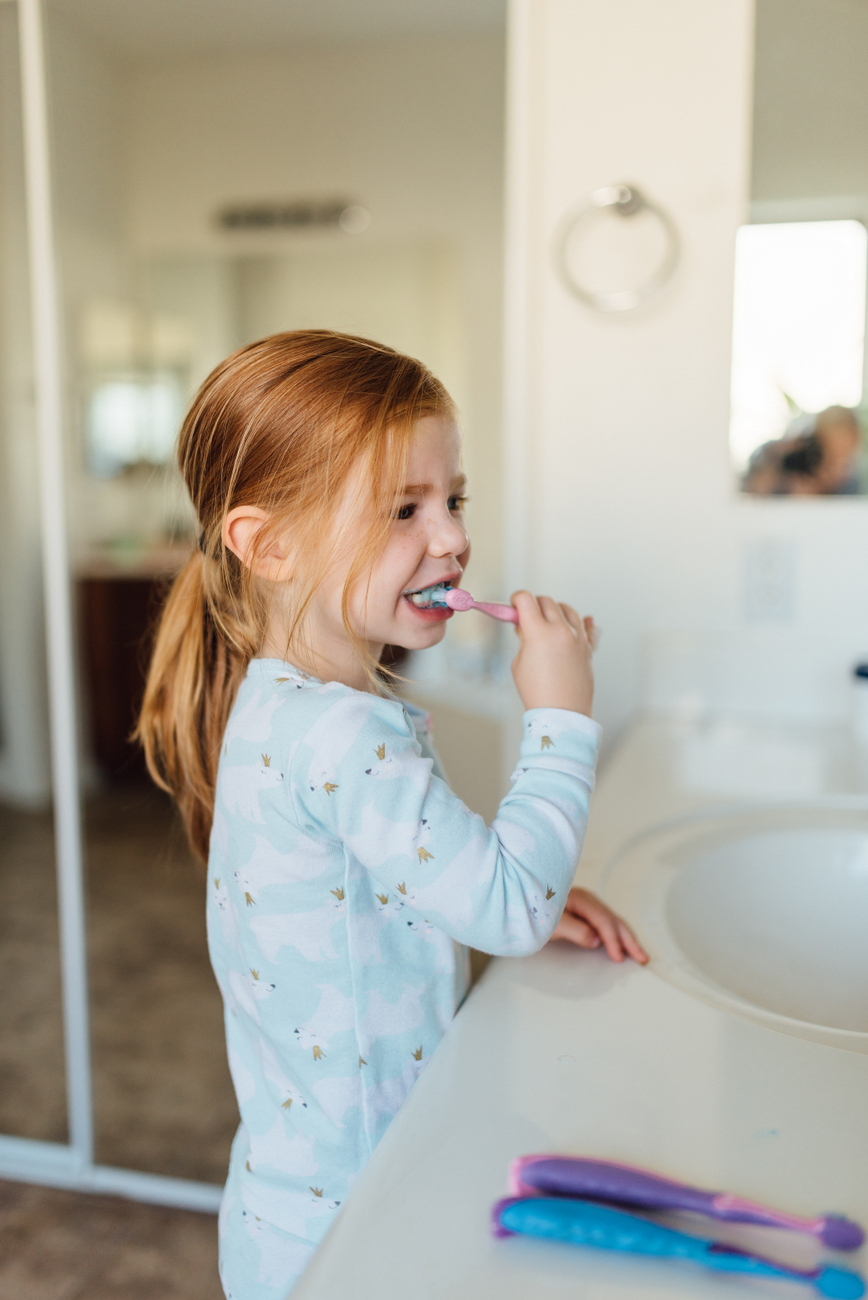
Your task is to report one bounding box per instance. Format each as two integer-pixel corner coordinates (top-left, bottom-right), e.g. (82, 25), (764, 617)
(406, 583), (451, 608)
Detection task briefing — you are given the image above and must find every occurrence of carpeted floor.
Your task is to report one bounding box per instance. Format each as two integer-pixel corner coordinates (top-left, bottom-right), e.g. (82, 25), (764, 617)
(0, 785), (238, 1180)
(0, 784), (236, 1298)
(0, 1180), (222, 1299)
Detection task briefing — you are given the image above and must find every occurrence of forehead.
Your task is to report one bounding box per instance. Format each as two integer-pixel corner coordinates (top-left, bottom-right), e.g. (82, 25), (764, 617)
(404, 414), (462, 482)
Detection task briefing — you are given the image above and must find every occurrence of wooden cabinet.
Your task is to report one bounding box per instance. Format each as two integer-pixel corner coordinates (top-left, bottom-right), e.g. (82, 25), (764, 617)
(78, 576), (165, 780)
(76, 544), (191, 782)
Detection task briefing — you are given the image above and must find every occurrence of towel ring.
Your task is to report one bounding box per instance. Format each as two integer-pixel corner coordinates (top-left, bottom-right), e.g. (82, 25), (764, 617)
(555, 184), (680, 313)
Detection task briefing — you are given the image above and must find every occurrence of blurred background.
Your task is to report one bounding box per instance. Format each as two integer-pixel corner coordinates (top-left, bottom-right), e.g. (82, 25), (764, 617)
(0, 0), (507, 1235)
(3, 0), (868, 1293)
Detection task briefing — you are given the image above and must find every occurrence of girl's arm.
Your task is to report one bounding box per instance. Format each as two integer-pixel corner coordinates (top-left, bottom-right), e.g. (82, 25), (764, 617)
(288, 691), (602, 956)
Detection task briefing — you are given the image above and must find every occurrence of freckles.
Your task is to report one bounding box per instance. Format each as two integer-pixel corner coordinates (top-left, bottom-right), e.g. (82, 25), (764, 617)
(394, 529), (424, 557)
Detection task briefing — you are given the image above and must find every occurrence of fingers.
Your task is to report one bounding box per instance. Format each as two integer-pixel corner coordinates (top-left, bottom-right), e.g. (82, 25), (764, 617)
(550, 912), (602, 949)
(562, 888), (649, 964)
(559, 603), (583, 634)
(537, 595), (566, 625)
(560, 605), (598, 652)
(512, 592), (595, 640)
(584, 908), (626, 962)
(616, 918), (649, 965)
(510, 590), (543, 630)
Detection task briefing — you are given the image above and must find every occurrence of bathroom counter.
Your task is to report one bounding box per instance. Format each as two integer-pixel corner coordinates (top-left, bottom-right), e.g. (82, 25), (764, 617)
(293, 716), (868, 1299)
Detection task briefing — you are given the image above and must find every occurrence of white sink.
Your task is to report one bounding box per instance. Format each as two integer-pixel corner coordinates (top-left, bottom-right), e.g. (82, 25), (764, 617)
(600, 802), (868, 1051)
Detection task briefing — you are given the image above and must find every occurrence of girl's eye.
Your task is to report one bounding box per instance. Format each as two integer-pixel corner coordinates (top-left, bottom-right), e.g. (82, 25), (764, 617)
(448, 495), (468, 512)
(395, 503), (416, 521)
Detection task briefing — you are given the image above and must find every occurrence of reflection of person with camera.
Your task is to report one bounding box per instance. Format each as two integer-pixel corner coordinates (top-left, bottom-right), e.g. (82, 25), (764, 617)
(743, 406), (862, 496)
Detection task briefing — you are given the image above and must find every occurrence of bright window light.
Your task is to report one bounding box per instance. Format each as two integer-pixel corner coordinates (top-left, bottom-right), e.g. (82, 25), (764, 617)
(87, 375), (182, 478)
(729, 220), (867, 469)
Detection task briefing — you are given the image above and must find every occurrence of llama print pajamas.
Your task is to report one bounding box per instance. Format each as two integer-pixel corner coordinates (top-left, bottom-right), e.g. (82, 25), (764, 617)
(209, 658), (600, 1299)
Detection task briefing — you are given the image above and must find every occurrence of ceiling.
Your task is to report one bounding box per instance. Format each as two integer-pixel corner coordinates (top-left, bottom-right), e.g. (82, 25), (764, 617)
(47, 0), (506, 58)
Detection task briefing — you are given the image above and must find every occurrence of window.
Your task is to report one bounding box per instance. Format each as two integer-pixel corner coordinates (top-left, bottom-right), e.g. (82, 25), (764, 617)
(730, 220), (867, 475)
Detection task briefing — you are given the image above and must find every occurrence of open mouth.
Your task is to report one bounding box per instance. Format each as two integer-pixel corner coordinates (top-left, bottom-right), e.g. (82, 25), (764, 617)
(403, 581), (454, 609)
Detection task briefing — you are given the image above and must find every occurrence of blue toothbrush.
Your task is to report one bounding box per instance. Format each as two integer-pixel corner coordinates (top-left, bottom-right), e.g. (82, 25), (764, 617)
(492, 1197), (865, 1298)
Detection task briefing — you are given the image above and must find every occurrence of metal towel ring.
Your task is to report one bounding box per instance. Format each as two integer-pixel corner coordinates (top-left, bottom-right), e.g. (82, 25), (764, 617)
(555, 183), (680, 312)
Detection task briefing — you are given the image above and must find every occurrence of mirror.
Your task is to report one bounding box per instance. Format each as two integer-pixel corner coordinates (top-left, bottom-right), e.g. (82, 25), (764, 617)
(40, 0), (506, 1184)
(734, 0), (868, 496)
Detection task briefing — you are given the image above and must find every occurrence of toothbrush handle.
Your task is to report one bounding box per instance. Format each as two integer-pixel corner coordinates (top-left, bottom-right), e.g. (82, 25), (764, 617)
(510, 1155), (718, 1215)
(472, 600), (519, 624)
(509, 1155), (865, 1247)
(492, 1199), (866, 1296)
(493, 1195), (718, 1256)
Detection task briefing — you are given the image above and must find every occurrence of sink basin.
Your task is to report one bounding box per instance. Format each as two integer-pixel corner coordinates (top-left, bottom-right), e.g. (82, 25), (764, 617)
(600, 802), (868, 1051)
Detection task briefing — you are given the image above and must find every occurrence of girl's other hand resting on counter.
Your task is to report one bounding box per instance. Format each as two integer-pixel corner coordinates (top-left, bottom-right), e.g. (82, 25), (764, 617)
(549, 888), (649, 963)
(510, 591), (595, 716)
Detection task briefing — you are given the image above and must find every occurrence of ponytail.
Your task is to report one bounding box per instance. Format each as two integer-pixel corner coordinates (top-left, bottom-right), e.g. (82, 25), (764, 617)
(136, 552), (251, 862)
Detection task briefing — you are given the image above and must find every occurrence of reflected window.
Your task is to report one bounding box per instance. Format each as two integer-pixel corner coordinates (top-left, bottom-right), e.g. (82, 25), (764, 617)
(731, 220), (867, 495)
(87, 375), (183, 479)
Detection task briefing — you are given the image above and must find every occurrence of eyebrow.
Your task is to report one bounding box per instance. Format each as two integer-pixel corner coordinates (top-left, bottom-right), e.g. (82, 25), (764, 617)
(401, 475), (467, 496)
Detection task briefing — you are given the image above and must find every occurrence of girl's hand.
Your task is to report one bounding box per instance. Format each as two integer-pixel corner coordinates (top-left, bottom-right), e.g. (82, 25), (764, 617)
(510, 592), (595, 715)
(549, 888), (649, 964)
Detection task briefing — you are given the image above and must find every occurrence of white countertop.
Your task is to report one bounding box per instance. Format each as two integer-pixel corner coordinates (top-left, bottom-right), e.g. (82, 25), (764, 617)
(293, 715), (868, 1299)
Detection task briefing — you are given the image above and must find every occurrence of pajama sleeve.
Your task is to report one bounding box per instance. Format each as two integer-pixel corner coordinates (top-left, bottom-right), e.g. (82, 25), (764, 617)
(287, 691), (600, 956)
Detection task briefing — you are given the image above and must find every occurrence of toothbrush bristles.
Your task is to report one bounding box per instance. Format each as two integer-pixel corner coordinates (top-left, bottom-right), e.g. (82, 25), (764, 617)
(406, 582), (451, 608)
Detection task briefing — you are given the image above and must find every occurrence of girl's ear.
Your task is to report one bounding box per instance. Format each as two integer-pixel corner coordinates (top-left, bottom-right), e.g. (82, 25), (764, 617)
(224, 506), (293, 581)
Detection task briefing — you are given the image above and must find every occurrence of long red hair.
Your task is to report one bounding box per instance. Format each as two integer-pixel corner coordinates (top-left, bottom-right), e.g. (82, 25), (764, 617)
(136, 330), (454, 861)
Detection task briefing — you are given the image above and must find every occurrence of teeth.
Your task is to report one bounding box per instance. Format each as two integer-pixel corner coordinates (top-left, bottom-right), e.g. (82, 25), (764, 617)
(406, 583), (451, 608)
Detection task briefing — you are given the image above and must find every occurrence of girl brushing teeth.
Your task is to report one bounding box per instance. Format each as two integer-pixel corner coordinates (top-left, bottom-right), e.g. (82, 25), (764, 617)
(138, 330), (647, 1300)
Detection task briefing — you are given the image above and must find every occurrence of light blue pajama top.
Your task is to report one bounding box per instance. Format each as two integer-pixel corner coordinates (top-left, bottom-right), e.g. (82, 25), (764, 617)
(206, 658), (601, 1251)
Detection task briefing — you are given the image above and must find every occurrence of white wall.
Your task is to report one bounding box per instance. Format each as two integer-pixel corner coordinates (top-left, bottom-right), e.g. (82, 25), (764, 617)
(505, 0), (868, 748)
(752, 0), (868, 202)
(121, 34), (506, 598)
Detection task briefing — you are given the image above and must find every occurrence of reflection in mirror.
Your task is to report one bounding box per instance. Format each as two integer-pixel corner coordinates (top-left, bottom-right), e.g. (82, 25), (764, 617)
(734, 0), (868, 496)
(0, 2), (67, 1146)
(42, 0), (506, 1184)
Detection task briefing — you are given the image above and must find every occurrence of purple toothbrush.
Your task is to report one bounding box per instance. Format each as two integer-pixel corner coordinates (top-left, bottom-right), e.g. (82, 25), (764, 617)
(509, 1156), (864, 1251)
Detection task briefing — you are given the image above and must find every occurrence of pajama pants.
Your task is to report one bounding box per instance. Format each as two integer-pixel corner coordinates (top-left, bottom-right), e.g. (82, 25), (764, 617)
(218, 1168), (317, 1300)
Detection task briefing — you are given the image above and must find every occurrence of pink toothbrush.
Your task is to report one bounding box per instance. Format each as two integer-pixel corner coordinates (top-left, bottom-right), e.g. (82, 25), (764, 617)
(406, 582), (519, 623)
(443, 588), (519, 623)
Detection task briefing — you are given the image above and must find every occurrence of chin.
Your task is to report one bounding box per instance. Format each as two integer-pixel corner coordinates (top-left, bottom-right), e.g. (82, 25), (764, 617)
(402, 622), (449, 651)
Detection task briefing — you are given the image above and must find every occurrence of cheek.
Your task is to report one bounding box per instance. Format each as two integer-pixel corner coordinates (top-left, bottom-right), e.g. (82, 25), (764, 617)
(383, 531), (425, 578)
(344, 535), (420, 618)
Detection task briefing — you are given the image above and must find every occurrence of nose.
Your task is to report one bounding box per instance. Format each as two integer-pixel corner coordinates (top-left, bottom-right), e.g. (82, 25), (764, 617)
(428, 505), (468, 559)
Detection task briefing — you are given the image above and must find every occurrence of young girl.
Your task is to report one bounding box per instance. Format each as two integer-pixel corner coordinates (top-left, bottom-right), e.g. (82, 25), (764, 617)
(138, 330), (646, 1300)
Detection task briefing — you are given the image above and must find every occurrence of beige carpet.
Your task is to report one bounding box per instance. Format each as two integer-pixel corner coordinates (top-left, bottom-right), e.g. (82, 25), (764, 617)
(0, 1180), (222, 1300)
(0, 786), (235, 1298)
(0, 785), (238, 1182)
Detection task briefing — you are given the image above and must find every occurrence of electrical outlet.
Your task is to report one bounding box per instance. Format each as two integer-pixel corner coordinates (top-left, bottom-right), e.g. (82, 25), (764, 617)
(743, 537), (796, 623)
